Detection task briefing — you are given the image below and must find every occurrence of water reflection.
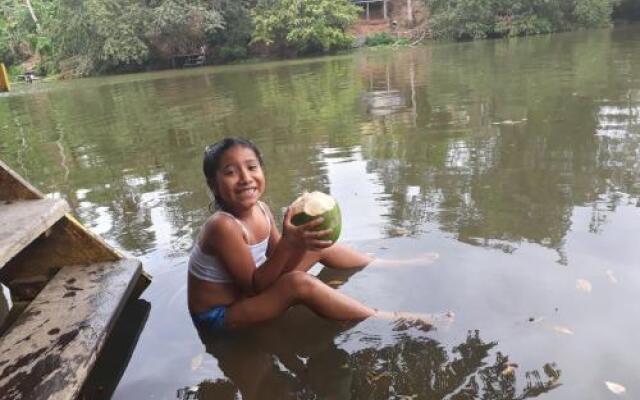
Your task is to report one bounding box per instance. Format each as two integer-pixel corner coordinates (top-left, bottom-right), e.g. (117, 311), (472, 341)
(353, 33), (640, 263)
(174, 268), (561, 400)
(180, 319), (560, 400)
(0, 284), (12, 332)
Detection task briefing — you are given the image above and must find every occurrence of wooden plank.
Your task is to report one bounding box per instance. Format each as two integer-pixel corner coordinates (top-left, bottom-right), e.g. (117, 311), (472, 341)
(79, 299), (151, 399)
(0, 301), (28, 337)
(0, 199), (69, 269)
(0, 258), (142, 400)
(0, 160), (43, 201)
(0, 216), (122, 291)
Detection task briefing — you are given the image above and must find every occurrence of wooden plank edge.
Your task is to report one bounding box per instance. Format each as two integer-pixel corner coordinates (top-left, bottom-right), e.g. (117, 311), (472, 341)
(64, 259), (143, 400)
(0, 199), (70, 269)
(0, 216), (121, 289)
(0, 259), (143, 400)
(63, 213), (123, 259)
(131, 270), (152, 300)
(0, 160), (44, 201)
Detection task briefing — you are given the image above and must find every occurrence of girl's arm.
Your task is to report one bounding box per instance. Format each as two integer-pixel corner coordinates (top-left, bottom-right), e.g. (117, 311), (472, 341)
(205, 209), (331, 294)
(264, 205), (306, 273)
(252, 207), (332, 292)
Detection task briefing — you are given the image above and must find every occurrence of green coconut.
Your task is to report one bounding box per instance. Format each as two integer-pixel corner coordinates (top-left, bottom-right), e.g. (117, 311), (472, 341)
(290, 191), (342, 243)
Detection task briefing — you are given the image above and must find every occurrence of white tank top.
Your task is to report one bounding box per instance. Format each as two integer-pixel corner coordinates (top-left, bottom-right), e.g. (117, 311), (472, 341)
(188, 202), (271, 283)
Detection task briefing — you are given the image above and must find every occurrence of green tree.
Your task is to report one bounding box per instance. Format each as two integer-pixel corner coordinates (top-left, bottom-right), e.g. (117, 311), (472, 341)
(48, 0), (223, 76)
(251, 0), (359, 55)
(574, 0), (618, 27)
(206, 0), (254, 62)
(427, 0), (618, 40)
(146, 0), (223, 58)
(47, 0), (148, 76)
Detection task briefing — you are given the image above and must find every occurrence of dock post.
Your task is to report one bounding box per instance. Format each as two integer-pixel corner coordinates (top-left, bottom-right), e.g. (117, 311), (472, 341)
(0, 63), (10, 93)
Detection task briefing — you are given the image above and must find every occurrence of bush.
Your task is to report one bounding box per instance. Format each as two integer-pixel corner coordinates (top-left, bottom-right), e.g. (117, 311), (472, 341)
(574, 0), (615, 27)
(216, 45), (248, 62)
(427, 0), (618, 40)
(251, 0), (359, 55)
(364, 32), (396, 46)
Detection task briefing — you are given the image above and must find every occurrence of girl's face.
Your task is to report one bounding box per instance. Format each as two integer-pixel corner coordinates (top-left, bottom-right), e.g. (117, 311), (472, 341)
(211, 145), (265, 211)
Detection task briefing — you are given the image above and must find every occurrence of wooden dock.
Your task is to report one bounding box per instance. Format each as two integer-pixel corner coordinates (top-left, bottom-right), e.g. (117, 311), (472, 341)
(171, 53), (205, 68)
(0, 159), (151, 399)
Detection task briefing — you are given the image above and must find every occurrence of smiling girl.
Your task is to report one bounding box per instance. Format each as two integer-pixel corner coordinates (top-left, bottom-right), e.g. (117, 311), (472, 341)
(188, 137), (444, 332)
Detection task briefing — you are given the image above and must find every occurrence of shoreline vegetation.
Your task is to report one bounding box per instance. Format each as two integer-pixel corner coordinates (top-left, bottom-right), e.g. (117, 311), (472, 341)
(1, 0), (639, 81)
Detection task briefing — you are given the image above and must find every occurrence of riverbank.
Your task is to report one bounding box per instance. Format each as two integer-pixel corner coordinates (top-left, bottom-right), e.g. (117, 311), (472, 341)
(3, 0), (636, 81)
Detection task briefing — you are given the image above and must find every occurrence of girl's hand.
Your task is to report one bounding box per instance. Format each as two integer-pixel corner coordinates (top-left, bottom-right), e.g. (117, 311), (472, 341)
(282, 207), (333, 251)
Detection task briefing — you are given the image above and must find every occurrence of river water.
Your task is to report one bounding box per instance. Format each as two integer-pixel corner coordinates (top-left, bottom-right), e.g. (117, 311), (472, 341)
(1, 26), (639, 399)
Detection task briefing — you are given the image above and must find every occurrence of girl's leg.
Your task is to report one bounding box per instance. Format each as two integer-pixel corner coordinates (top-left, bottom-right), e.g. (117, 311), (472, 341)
(225, 271), (451, 330)
(292, 244), (439, 273)
(291, 243), (372, 273)
(225, 271), (375, 329)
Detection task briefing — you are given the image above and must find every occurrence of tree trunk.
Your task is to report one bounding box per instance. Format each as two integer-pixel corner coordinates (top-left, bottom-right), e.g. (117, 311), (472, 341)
(24, 0), (41, 32)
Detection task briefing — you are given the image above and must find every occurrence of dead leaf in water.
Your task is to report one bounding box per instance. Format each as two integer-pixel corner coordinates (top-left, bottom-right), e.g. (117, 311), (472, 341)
(501, 365), (517, 376)
(576, 279), (592, 293)
(191, 354), (204, 371)
(606, 269), (618, 284)
(390, 227), (410, 236)
(605, 381), (626, 395)
(366, 370), (391, 384)
(552, 325), (574, 335)
(491, 119), (525, 125)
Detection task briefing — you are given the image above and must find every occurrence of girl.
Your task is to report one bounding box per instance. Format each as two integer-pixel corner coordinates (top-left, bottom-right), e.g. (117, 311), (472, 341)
(188, 137), (442, 332)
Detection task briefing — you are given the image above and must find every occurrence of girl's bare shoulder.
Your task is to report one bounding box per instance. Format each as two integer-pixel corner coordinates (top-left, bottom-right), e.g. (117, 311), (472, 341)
(259, 201), (277, 220)
(202, 212), (243, 239)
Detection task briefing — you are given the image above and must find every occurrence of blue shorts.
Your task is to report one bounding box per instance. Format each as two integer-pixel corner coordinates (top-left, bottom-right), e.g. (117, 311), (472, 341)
(191, 306), (227, 331)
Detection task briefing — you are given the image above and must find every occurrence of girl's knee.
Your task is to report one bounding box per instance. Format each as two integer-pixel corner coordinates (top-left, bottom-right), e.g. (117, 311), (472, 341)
(280, 271), (317, 298)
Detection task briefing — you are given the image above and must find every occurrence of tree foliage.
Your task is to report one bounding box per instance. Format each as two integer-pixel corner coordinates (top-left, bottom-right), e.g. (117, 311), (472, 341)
(147, 0), (223, 57)
(207, 0), (254, 62)
(1, 0), (53, 67)
(251, 0), (360, 55)
(0, 0), (636, 76)
(427, 0), (621, 40)
(49, 0), (150, 76)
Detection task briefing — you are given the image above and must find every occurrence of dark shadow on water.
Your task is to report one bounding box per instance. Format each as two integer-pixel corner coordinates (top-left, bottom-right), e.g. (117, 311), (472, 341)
(80, 299), (151, 399)
(178, 268), (562, 400)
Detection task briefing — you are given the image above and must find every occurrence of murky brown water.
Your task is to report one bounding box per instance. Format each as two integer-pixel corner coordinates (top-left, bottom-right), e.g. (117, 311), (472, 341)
(1, 25), (639, 399)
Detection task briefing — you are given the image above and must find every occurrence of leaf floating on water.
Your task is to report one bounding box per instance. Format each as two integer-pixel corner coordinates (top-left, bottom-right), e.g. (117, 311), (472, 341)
(491, 119), (527, 126)
(366, 370), (391, 384)
(605, 381), (626, 395)
(191, 354), (204, 371)
(501, 365), (516, 376)
(576, 279), (592, 293)
(552, 325), (574, 335)
(606, 269), (618, 284)
(390, 227), (410, 236)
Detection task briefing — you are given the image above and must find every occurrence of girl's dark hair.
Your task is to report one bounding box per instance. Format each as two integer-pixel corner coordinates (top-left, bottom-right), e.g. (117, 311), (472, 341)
(203, 137), (264, 211)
